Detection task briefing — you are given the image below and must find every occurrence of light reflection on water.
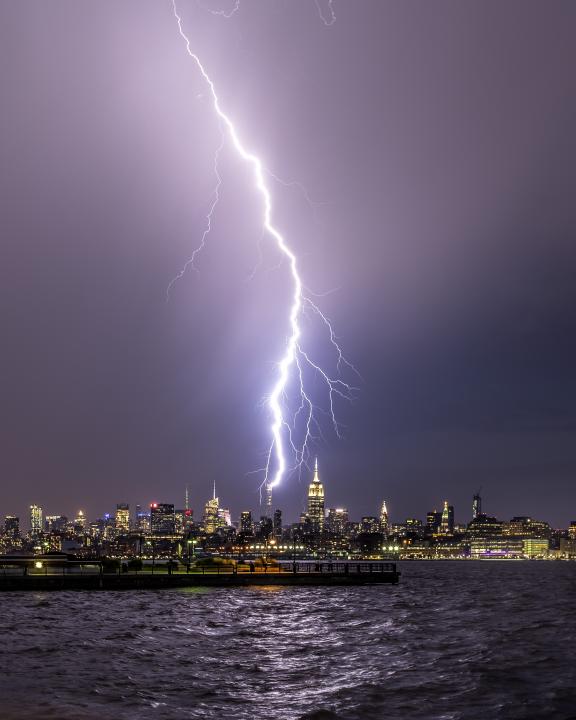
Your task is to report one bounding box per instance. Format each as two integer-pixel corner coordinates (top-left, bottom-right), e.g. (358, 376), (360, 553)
(1, 562), (575, 719)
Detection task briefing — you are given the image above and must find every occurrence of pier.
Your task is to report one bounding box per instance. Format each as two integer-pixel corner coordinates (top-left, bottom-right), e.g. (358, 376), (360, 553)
(0, 556), (399, 590)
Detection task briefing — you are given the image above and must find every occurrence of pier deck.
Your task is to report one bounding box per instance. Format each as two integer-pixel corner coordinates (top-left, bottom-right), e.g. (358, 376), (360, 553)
(0, 560), (400, 590)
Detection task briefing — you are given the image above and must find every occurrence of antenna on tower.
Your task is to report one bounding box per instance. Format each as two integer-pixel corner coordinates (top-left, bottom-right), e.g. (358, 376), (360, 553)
(185, 485), (189, 512)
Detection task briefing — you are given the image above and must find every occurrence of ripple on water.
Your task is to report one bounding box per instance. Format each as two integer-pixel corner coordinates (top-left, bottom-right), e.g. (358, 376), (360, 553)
(1, 564), (576, 719)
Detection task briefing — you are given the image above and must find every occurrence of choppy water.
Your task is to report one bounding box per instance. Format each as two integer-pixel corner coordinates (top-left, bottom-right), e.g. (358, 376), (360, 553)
(1, 561), (576, 720)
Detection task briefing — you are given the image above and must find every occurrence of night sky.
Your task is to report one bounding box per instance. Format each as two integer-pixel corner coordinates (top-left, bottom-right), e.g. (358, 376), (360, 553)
(1, 1), (576, 528)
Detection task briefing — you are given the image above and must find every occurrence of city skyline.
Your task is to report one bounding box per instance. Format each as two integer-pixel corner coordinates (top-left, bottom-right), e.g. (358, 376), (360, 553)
(4, 458), (573, 532)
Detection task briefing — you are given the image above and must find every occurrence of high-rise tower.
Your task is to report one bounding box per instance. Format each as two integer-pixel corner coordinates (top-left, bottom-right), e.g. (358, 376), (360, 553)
(380, 500), (390, 536)
(307, 458), (325, 532)
(29, 505), (43, 538)
(472, 492), (482, 520)
(440, 500), (454, 534)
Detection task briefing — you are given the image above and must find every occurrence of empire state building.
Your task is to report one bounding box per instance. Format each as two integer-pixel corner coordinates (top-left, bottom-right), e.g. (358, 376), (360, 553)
(307, 458), (325, 532)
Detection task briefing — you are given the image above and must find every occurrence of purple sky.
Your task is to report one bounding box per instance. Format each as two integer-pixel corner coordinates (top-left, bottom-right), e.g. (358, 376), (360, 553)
(1, 0), (576, 527)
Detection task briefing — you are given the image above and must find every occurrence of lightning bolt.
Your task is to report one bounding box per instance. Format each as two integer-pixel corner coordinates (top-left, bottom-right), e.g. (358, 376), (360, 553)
(170, 0), (355, 501)
(314, 0), (337, 26)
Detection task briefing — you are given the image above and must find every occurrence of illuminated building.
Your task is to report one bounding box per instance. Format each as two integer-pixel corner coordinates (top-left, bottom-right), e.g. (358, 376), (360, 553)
(569, 522), (576, 540)
(326, 508), (348, 536)
(240, 511), (253, 533)
(307, 458), (325, 533)
(74, 510), (87, 531)
(426, 510), (442, 535)
(218, 507), (232, 527)
(115, 504), (130, 533)
(45, 515), (68, 534)
(4, 516), (20, 541)
(472, 492), (482, 520)
(506, 517), (551, 539)
(30, 505), (43, 537)
(523, 538), (549, 558)
(440, 501), (454, 534)
(360, 516), (380, 534)
(405, 518), (424, 538)
(379, 500), (390, 536)
(135, 506), (150, 532)
(150, 503), (176, 535)
(203, 484), (220, 534)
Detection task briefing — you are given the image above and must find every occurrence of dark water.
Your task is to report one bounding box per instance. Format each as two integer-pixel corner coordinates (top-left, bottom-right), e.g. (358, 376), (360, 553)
(1, 562), (576, 720)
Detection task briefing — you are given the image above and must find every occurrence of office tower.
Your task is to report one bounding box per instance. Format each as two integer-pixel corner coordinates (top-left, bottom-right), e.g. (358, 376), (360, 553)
(426, 510), (442, 534)
(380, 500), (390, 535)
(240, 511), (253, 533)
(440, 501), (454, 534)
(307, 458), (325, 532)
(4, 516), (20, 540)
(150, 503), (176, 535)
(569, 522), (576, 540)
(258, 515), (273, 539)
(472, 492), (482, 520)
(45, 515), (68, 534)
(30, 505), (43, 537)
(203, 483), (220, 534)
(115, 504), (130, 533)
(74, 510), (87, 531)
(360, 516), (380, 534)
(218, 507), (232, 527)
(326, 508), (348, 535)
(273, 509), (282, 540)
(135, 506), (150, 533)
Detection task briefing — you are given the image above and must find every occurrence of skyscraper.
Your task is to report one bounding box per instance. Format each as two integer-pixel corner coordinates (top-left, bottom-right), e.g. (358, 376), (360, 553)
(203, 483), (220, 534)
(115, 504), (130, 533)
(30, 505), (43, 537)
(150, 503), (176, 535)
(440, 501), (455, 534)
(380, 500), (390, 536)
(240, 511), (253, 534)
(307, 458), (325, 532)
(472, 492), (482, 520)
(4, 516), (20, 541)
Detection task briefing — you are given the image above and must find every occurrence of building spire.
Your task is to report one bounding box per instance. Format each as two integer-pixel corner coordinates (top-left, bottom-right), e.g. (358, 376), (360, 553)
(313, 456), (319, 482)
(185, 485), (189, 511)
(213, 480), (216, 501)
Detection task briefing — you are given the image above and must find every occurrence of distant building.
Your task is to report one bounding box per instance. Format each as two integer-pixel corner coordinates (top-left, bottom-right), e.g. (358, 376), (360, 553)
(273, 509), (282, 540)
(307, 458), (325, 532)
(74, 510), (87, 532)
(472, 492), (482, 520)
(360, 516), (380, 534)
(326, 508), (348, 536)
(440, 501), (454, 534)
(135, 506), (150, 533)
(45, 515), (68, 534)
(240, 511), (253, 534)
(506, 517), (551, 539)
(523, 538), (549, 558)
(203, 482), (220, 534)
(569, 522), (576, 541)
(150, 503), (176, 535)
(426, 510), (442, 535)
(4, 516), (20, 541)
(30, 505), (43, 537)
(115, 504), (130, 533)
(379, 500), (390, 536)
